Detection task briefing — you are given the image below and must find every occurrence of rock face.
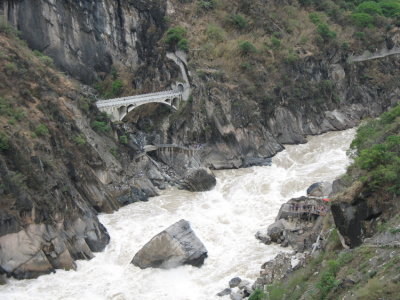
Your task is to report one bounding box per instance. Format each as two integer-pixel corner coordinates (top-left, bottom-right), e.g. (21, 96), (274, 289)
(330, 180), (386, 248)
(4, 0), (170, 85)
(181, 168), (217, 192)
(131, 219), (208, 269)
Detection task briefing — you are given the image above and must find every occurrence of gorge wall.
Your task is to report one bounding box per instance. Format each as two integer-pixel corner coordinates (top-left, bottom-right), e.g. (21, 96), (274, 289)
(1, 0), (400, 281)
(2, 0), (178, 88)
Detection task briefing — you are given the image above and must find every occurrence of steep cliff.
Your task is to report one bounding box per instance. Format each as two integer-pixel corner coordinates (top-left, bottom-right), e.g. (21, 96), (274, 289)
(3, 0), (176, 88)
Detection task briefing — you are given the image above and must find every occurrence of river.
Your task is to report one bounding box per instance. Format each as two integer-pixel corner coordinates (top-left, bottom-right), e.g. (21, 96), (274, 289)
(0, 128), (356, 300)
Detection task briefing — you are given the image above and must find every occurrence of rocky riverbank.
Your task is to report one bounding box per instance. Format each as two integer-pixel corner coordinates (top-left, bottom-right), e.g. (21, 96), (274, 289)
(215, 181), (335, 299)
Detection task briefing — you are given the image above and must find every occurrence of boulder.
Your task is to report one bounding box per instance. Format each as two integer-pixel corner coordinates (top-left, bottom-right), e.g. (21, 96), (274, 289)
(217, 288), (232, 297)
(253, 253), (306, 290)
(131, 219), (208, 269)
(267, 219), (293, 242)
(181, 168), (217, 192)
(307, 182), (332, 197)
(255, 230), (272, 245)
(229, 277), (242, 288)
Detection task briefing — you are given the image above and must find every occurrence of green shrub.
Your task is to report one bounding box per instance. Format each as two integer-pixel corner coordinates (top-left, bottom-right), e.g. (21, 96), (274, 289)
(111, 66), (119, 80)
(33, 50), (54, 66)
(0, 17), (20, 37)
(35, 124), (49, 136)
(0, 133), (10, 152)
(238, 41), (257, 56)
(227, 13), (249, 29)
(284, 52), (299, 64)
(309, 12), (322, 24)
(380, 1), (400, 17)
(317, 23), (337, 41)
(0, 97), (14, 117)
(355, 31), (366, 39)
(165, 26), (189, 52)
(177, 38), (189, 51)
(110, 147), (120, 158)
(119, 135), (128, 144)
(341, 42), (350, 50)
(316, 260), (341, 299)
(73, 134), (86, 145)
(78, 97), (91, 113)
(351, 104), (400, 194)
(248, 289), (267, 300)
(351, 12), (375, 27)
(356, 1), (383, 15)
(111, 80), (123, 97)
(91, 121), (111, 133)
(206, 24), (225, 42)
(266, 285), (286, 300)
(5, 62), (17, 74)
(198, 0), (218, 10)
(270, 37), (281, 49)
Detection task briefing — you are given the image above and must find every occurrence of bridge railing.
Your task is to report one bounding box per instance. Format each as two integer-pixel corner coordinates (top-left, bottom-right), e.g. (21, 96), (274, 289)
(281, 203), (329, 216)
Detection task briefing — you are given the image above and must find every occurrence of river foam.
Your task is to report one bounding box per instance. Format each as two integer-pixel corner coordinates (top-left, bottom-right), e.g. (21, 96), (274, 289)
(0, 128), (356, 300)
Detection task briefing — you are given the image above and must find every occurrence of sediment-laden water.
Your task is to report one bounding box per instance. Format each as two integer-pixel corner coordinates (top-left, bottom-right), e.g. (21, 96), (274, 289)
(0, 129), (356, 300)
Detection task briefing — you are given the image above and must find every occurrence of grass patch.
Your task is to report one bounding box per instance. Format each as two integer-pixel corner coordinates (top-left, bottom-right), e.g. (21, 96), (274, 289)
(34, 124), (50, 136)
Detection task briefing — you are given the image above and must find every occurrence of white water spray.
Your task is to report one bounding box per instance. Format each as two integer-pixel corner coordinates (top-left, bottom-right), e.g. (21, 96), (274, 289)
(0, 129), (355, 300)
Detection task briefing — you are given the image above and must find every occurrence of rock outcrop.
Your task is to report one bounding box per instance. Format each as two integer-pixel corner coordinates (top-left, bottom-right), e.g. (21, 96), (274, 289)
(256, 192), (330, 252)
(253, 253), (306, 290)
(131, 219), (208, 269)
(180, 168), (217, 192)
(0, 212), (109, 279)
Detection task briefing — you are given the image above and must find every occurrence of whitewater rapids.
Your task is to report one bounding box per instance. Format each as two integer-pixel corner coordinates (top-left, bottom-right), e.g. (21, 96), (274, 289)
(0, 129), (356, 300)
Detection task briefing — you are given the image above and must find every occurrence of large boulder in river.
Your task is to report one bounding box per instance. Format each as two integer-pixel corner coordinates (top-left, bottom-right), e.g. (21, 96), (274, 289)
(306, 182), (332, 197)
(131, 219), (208, 269)
(181, 168), (217, 192)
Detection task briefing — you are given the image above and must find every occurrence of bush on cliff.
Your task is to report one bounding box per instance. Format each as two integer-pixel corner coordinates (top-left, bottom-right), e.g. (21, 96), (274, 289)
(248, 289), (267, 300)
(351, 104), (400, 194)
(165, 26), (189, 52)
(0, 133), (9, 152)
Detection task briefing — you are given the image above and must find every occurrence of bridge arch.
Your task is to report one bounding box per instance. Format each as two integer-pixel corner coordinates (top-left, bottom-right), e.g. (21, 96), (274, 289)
(127, 104), (136, 112)
(96, 86), (183, 121)
(118, 106), (127, 120)
(172, 97), (179, 108)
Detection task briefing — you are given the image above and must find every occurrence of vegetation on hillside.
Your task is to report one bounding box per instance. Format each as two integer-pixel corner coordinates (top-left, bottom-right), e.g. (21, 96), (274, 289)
(0, 20), (132, 216)
(248, 103), (400, 300)
(351, 103), (400, 194)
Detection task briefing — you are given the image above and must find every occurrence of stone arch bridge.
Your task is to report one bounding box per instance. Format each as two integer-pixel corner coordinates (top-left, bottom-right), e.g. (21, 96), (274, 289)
(96, 84), (185, 122)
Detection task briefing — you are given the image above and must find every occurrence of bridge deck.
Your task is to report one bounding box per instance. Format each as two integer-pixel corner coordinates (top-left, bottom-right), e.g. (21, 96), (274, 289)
(144, 144), (203, 152)
(96, 90), (182, 108)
